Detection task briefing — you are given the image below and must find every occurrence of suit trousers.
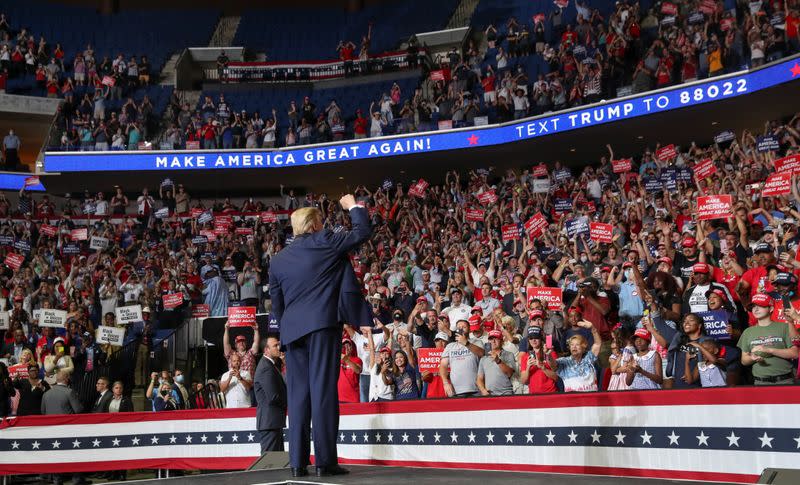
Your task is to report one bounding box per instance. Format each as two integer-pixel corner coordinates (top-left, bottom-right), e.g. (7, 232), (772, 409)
(285, 327), (342, 468)
(258, 429), (284, 453)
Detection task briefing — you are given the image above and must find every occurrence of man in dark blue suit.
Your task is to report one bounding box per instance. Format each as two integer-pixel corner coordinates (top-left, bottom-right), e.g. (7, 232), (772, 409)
(253, 335), (287, 453)
(268, 194), (372, 478)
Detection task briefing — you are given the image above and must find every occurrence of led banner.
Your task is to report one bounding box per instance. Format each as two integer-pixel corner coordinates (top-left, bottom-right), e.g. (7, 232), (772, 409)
(44, 57), (800, 173)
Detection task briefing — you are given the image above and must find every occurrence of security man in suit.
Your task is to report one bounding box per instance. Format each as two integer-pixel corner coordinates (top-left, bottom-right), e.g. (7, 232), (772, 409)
(269, 194), (372, 478)
(41, 370), (83, 415)
(92, 376), (114, 413)
(254, 335), (287, 452)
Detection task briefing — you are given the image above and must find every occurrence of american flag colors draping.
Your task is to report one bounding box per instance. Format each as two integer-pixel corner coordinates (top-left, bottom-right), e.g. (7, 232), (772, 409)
(2, 387), (799, 483)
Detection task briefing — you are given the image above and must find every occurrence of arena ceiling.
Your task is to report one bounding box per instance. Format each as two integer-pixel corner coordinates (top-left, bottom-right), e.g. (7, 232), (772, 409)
(39, 78), (800, 198)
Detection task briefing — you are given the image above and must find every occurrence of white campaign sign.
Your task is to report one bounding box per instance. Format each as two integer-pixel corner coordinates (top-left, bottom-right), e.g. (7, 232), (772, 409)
(39, 309), (67, 328)
(532, 178), (551, 193)
(90, 236), (109, 251)
(115, 305), (143, 325)
(96, 326), (125, 346)
(0, 312), (8, 330)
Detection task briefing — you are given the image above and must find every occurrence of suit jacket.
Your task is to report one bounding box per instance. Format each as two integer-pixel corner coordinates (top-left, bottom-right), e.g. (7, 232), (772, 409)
(41, 383), (83, 415)
(253, 355), (287, 431)
(92, 390), (113, 413)
(269, 206), (372, 346)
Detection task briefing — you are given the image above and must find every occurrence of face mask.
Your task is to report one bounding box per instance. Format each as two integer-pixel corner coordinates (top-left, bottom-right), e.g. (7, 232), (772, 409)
(158, 378), (165, 386)
(580, 256), (588, 263)
(174, 375), (184, 384)
(624, 269), (632, 280)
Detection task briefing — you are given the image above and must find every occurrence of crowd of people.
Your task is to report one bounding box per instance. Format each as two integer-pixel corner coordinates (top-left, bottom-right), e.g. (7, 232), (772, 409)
(3, 106), (800, 416)
(123, 0), (800, 151)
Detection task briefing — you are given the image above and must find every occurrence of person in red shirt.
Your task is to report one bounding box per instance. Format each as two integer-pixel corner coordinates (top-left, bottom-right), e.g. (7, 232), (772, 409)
(421, 332), (449, 398)
(353, 109), (367, 139)
(785, 5), (800, 52)
(338, 338), (362, 403)
(571, 277), (612, 366)
(738, 243), (776, 303)
(519, 326), (557, 393)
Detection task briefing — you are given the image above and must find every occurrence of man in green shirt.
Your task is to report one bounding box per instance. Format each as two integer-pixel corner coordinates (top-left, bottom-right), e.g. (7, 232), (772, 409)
(739, 293), (798, 385)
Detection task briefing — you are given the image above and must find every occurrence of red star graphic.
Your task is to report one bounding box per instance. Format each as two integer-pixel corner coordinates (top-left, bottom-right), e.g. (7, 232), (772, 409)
(791, 62), (800, 78)
(467, 134), (479, 145)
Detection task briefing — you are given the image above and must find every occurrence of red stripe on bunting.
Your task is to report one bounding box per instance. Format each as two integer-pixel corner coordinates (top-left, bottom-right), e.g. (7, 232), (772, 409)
(0, 457), (259, 476)
(340, 385), (800, 416)
(338, 459), (759, 484)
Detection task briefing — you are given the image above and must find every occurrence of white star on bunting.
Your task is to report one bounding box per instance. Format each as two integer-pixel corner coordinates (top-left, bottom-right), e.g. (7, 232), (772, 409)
(387, 433), (393, 442)
(31, 441), (40, 450)
(525, 431), (534, 443)
(614, 431), (626, 444)
(151, 436), (160, 445)
(92, 439), (101, 447)
(696, 432), (709, 447)
(112, 438), (120, 447)
(726, 432), (740, 448)
(417, 432), (425, 443)
(72, 439), (81, 448)
(667, 431), (679, 446)
(351, 433), (357, 443)
(590, 430), (601, 444)
(363, 433), (369, 442)
(51, 440), (61, 449)
(169, 435), (177, 444)
(339, 433), (345, 442)
(505, 431), (514, 443)
(11, 441), (19, 450)
(759, 432), (774, 449)
(186, 436), (193, 443)
(216, 434), (223, 443)
(793, 435), (800, 449)
(132, 437), (140, 446)
(567, 431), (578, 443)
(467, 432), (476, 443)
(434, 432), (441, 443)
(247, 433), (254, 442)
(200, 435), (207, 443)
(231, 434), (238, 443)
(401, 433), (409, 443)
(486, 432), (494, 443)
(545, 431), (555, 443)
(375, 433), (382, 442)
(450, 432), (458, 443)
(640, 431), (652, 445)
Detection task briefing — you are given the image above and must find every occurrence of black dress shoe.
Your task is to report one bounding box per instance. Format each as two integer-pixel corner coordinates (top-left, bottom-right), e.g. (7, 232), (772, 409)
(316, 465), (349, 477)
(291, 467), (309, 477)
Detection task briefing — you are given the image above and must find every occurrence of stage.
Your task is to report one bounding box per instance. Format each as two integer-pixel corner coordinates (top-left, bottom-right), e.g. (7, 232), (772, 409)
(121, 465), (736, 485)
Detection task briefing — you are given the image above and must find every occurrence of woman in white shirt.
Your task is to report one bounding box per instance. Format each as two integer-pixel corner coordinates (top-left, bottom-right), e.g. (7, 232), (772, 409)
(366, 330), (394, 401)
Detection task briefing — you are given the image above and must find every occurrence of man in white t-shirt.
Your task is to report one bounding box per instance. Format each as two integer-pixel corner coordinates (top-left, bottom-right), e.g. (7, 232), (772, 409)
(221, 353), (252, 408)
(442, 288), (471, 330)
(439, 319), (485, 397)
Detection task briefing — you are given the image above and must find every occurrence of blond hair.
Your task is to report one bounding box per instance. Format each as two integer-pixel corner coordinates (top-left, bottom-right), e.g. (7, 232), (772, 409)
(290, 207), (322, 236)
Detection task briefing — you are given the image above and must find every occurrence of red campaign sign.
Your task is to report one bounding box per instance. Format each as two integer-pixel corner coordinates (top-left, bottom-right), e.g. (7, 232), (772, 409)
(24, 176), (39, 187)
(199, 229), (217, 242)
(693, 158), (717, 179)
(191, 304), (210, 318)
(502, 224), (521, 242)
(656, 144), (677, 161)
(235, 227), (254, 235)
(417, 348), (443, 373)
(700, 0), (716, 14)
(408, 179), (429, 198)
(524, 213), (549, 238)
(532, 164), (548, 177)
(585, 201), (597, 213)
(775, 154), (800, 175)
(70, 228), (88, 241)
(661, 2), (678, 15)
(227, 306), (257, 327)
(612, 158), (632, 173)
(7, 363), (28, 380)
(761, 172), (792, 197)
(190, 208), (204, 218)
(465, 208), (485, 222)
(4, 253), (24, 271)
(533, 13), (546, 23)
(162, 292), (184, 309)
(697, 194), (733, 221)
(213, 225), (228, 236)
(553, 0), (569, 8)
(720, 18), (734, 31)
(101, 75), (115, 87)
(40, 224), (58, 237)
(589, 222), (614, 243)
(260, 211), (278, 223)
(526, 287), (563, 311)
(478, 190), (498, 205)
(430, 70), (445, 81)
(215, 215), (233, 227)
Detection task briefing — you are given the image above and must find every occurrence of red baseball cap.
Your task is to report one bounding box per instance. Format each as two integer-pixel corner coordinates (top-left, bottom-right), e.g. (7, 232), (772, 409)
(692, 263), (710, 274)
(709, 288), (727, 301)
(235, 335), (246, 342)
(468, 314), (482, 330)
(379, 347), (392, 355)
(633, 328), (652, 341)
(488, 329), (503, 339)
(751, 293), (773, 307)
(657, 257), (672, 266)
(567, 307), (583, 315)
(416, 296), (428, 303)
(601, 266), (612, 272)
(529, 309), (544, 319)
(471, 305), (482, 314)
(482, 320), (494, 329)
(682, 237), (697, 248)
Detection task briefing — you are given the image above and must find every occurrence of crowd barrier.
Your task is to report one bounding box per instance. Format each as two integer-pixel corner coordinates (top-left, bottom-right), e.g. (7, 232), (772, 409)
(1, 386), (798, 483)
